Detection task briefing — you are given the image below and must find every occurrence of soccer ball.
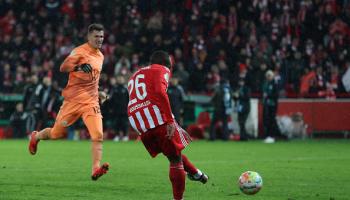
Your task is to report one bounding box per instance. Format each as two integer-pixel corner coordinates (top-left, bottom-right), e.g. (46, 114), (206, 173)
(238, 171), (263, 195)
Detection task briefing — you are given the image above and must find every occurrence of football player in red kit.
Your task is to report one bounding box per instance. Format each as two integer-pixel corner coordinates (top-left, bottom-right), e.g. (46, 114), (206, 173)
(127, 50), (208, 200)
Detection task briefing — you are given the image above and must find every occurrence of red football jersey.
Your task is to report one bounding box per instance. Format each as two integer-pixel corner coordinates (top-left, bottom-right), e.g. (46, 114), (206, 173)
(127, 64), (174, 134)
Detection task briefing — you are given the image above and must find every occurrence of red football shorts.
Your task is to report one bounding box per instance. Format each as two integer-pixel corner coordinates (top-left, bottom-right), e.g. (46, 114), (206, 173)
(141, 123), (191, 158)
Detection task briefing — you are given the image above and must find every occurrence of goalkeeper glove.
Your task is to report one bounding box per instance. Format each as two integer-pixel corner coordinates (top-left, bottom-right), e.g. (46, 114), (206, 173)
(74, 63), (92, 73)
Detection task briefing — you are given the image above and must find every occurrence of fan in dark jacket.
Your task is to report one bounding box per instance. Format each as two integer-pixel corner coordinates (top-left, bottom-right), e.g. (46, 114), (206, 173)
(167, 76), (186, 126)
(107, 75), (129, 141)
(209, 79), (232, 141)
(234, 78), (251, 141)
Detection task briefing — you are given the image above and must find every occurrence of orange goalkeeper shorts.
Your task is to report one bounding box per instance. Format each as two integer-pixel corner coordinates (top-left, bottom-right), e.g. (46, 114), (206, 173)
(50, 101), (103, 141)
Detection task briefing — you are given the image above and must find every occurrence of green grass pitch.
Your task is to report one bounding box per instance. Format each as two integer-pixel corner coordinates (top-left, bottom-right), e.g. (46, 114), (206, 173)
(0, 139), (350, 200)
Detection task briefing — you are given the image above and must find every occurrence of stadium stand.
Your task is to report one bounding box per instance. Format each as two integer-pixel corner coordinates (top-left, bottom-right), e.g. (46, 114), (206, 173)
(1, 0), (350, 138)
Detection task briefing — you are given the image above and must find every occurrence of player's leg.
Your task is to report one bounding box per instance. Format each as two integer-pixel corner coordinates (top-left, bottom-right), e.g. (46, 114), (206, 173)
(158, 124), (187, 200)
(140, 124), (185, 199)
(209, 112), (218, 140)
(121, 115), (129, 141)
(115, 117), (122, 141)
(167, 154), (186, 200)
(29, 124), (70, 155)
(182, 154), (209, 184)
(113, 117), (122, 142)
(83, 114), (109, 180)
(28, 101), (79, 155)
(221, 113), (229, 140)
(170, 124), (209, 184)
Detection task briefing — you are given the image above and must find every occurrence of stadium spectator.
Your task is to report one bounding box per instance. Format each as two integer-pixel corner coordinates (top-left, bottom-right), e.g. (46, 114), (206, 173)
(28, 24), (110, 181)
(2, 63), (13, 93)
(1, 0), (350, 141)
(207, 64), (221, 93)
(0, 0), (349, 98)
(40, 77), (61, 128)
(127, 50), (208, 200)
(209, 78), (233, 141)
(188, 62), (207, 93)
(310, 66), (327, 96)
(12, 65), (27, 93)
(108, 75), (129, 142)
(168, 75), (186, 126)
(173, 62), (190, 91)
(9, 103), (26, 138)
(262, 70), (282, 143)
(234, 78), (251, 141)
(299, 67), (316, 97)
(114, 55), (131, 76)
(22, 74), (43, 133)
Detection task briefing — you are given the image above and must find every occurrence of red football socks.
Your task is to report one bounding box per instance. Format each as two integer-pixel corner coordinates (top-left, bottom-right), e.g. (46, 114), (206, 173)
(181, 154), (198, 175)
(169, 162), (185, 200)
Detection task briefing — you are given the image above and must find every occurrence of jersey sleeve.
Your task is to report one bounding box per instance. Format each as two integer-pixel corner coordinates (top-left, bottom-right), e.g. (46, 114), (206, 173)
(152, 68), (174, 123)
(60, 49), (84, 72)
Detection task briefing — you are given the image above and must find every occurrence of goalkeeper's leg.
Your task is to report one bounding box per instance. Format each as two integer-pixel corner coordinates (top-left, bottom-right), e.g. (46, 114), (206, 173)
(29, 103), (77, 155)
(29, 124), (68, 155)
(84, 115), (109, 181)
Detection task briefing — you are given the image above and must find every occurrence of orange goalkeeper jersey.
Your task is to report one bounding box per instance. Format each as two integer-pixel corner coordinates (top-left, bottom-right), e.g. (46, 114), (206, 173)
(60, 43), (104, 105)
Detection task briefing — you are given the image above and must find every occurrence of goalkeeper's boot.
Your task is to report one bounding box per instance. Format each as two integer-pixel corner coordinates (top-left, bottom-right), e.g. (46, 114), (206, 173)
(91, 162), (109, 181)
(29, 131), (39, 155)
(187, 170), (209, 184)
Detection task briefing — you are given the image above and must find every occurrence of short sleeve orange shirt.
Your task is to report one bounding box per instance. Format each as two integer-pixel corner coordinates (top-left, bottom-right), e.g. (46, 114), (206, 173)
(60, 43), (104, 105)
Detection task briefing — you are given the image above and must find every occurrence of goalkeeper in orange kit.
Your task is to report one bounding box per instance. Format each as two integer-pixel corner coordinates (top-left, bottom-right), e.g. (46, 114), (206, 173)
(28, 23), (109, 181)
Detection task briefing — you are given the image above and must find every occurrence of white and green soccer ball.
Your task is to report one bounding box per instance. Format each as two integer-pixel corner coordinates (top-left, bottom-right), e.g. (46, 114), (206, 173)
(238, 171), (263, 195)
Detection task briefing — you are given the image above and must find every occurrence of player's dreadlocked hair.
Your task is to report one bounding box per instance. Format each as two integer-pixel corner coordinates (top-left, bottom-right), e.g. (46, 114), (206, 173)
(150, 50), (172, 69)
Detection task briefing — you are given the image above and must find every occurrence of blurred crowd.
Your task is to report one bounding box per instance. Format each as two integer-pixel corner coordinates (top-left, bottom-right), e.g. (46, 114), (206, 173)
(1, 0), (350, 98)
